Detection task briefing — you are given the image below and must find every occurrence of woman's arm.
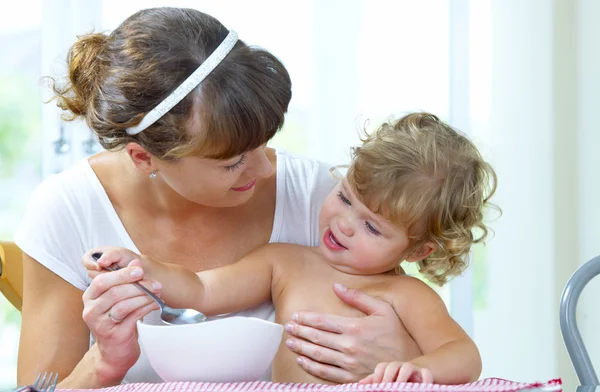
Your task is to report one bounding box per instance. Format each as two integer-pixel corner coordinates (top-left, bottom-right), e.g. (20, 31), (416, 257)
(19, 253), (136, 387)
(18, 253), (89, 386)
(19, 252), (161, 388)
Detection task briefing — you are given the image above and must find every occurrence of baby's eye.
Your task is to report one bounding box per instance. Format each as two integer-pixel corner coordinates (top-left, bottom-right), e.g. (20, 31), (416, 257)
(337, 191), (351, 205)
(365, 222), (381, 236)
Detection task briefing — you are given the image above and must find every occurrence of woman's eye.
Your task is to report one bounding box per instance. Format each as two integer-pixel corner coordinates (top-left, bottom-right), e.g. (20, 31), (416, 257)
(365, 222), (381, 236)
(337, 191), (351, 205)
(224, 154), (247, 172)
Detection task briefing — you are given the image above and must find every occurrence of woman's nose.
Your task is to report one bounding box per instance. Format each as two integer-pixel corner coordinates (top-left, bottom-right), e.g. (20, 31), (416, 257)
(337, 215), (355, 237)
(247, 146), (273, 178)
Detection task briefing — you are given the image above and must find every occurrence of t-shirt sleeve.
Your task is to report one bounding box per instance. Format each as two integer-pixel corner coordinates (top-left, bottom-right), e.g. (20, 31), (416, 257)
(14, 174), (90, 291)
(306, 159), (339, 245)
(276, 153), (338, 247)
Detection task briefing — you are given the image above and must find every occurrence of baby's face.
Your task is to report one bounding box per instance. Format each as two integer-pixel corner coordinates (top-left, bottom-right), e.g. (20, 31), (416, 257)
(317, 178), (412, 275)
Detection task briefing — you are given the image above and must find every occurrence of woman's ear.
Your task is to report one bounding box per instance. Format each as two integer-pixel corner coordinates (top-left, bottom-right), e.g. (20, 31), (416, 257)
(125, 142), (155, 175)
(405, 242), (436, 262)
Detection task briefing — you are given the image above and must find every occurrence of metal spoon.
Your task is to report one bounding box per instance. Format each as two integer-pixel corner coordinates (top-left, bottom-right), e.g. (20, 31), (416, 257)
(92, 252), (207, 325)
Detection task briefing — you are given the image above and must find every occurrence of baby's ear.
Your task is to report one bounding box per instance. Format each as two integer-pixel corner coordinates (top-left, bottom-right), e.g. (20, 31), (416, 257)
(405, 242), (436, 262)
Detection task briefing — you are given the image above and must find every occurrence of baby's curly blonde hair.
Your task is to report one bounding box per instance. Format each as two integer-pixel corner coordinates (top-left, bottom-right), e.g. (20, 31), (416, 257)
(347, 112), (497, 285)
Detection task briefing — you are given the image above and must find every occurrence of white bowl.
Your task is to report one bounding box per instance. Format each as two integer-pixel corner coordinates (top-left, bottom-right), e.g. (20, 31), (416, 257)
(137, 317), (283, 382)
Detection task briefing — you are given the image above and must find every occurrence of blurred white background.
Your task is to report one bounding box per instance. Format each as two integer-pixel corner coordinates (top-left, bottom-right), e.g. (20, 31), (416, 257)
(1, 0), (599, 390)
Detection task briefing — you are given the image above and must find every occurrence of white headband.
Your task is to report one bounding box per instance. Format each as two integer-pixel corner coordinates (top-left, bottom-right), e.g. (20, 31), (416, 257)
(126, 30), (239, 135)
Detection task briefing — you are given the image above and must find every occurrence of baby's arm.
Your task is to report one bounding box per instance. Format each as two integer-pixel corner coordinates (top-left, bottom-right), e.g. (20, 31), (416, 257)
(380, 278), (481, 384)
(139, 245), (278, 316)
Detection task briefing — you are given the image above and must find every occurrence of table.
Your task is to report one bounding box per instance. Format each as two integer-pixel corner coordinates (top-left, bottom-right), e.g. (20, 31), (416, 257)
(52, 378), (562, 392)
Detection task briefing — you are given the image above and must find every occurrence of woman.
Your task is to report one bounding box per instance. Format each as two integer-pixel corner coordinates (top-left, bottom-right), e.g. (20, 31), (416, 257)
(16, 7), (412, 388)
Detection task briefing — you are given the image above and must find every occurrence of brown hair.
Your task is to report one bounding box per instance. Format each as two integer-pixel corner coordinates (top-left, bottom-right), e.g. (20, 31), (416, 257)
(347, 112), (498, 285)
(48, 7), (292, 160)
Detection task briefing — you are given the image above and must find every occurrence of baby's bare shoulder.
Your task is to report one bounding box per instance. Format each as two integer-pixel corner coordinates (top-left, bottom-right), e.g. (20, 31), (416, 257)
(262, 242), (309, 253)
(263, 244), (321, 298)
(255, 243), (317, 270)
(259, 243), (314, 260)
(248, 242), (306, 257)
(375, 273), (428, 289)
(379, 274), (445, 311)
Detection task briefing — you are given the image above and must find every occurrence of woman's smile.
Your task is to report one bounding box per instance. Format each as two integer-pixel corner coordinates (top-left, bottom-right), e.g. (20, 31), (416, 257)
(231, 178), (257, 192)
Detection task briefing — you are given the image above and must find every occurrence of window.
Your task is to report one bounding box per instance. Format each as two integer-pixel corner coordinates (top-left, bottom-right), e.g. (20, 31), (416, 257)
(2, 1), (475, 387)
(0, 1), (42, 388)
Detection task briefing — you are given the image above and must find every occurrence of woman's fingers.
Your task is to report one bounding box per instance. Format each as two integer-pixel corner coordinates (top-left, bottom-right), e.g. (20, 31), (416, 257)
(285, 317), (370, 375)
(83, 264), (145, 301)
(289, 312), (345, 334)
(285, 315), (380, 377)
(83, 265), (160, 325)
(285, 335), (347, 367)
(80, 250), (158, 381)
(295, 356), (356, 384)
(86, 270), (103, 279)
(332, 283), (390, 316)
(103, 292), (159, 322)
(290, 284), (410, 384)
(119, 301), (160, 329)
(285, 321), (344, 351)
(83, 281), (158, 326)
(285, 323), (369, 378)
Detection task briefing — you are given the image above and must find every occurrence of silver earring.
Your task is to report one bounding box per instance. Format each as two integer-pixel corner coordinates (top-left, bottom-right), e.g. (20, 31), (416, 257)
(149, 170), (157, 179)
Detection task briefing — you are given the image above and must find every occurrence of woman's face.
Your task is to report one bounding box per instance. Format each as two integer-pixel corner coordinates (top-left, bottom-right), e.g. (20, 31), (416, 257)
(154, 144), (274, 207)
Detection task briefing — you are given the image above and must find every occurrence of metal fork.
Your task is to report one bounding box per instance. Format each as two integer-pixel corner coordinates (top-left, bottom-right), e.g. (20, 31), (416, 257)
(33, 372), (58, 392)
(12, 372), (58, 392)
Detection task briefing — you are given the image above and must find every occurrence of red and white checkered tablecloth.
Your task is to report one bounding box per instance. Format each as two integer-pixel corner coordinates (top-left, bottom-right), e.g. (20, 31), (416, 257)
(58, 378), (562, 392)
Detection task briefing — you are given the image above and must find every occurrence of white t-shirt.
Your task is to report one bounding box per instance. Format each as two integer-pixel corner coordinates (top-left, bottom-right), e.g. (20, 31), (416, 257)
(15, 150), (337, 383)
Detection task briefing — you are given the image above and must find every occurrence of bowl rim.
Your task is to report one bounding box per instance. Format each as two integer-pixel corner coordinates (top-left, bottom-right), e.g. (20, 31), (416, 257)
(136, 316), (283, 382)
(136, 316), (283, 331)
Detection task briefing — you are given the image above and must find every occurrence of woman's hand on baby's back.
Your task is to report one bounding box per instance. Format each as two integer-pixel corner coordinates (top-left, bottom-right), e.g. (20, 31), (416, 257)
(285, 283), (409, 383)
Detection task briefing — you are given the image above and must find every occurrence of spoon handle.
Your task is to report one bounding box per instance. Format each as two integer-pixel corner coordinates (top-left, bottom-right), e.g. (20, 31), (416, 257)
(91, 252), (165, 310)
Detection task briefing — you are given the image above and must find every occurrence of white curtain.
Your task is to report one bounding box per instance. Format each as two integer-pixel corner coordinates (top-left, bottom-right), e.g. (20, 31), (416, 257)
(472, 1), (600, 389)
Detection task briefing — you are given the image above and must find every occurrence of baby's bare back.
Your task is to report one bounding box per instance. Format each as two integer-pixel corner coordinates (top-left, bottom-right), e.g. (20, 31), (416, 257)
(268, 245), (422, 384)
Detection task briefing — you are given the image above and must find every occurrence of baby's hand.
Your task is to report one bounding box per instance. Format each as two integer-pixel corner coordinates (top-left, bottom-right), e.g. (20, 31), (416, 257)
(359, 361), (434, 384)
(82, 246), (142, 279)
